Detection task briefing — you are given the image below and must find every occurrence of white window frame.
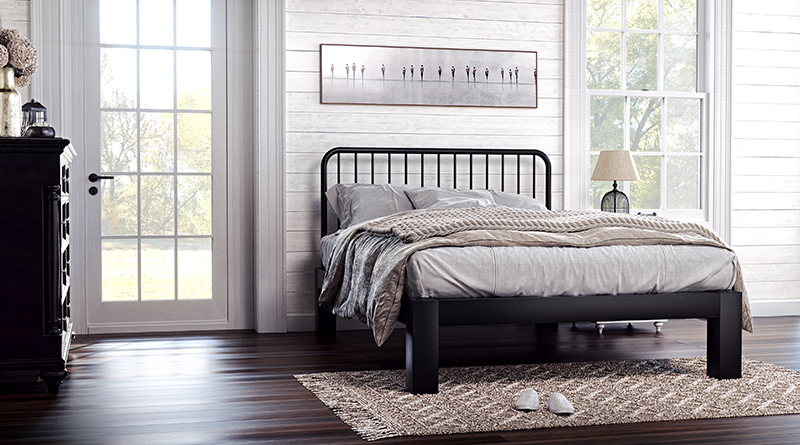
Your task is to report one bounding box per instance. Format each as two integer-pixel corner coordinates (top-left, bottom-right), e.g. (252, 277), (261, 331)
(565, 0), (733, 243)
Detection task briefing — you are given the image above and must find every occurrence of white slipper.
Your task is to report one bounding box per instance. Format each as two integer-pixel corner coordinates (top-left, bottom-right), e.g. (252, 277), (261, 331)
(515, 388), (540, 411)
(546, 392), (574, 414)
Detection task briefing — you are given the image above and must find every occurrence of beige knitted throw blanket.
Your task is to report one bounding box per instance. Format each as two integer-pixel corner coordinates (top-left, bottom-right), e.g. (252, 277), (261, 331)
(319, 208), (751, 346)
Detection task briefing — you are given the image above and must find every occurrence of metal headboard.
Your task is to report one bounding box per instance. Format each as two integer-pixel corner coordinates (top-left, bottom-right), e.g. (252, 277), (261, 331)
(320, 147), (552, 237)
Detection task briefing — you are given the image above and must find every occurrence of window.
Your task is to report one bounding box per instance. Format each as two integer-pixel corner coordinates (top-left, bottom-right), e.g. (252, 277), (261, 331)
(586, 0), (704, 216)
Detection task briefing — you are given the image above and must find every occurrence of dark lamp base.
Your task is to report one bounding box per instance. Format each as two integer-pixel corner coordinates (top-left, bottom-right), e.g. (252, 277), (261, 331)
(600, 182), (630, 213)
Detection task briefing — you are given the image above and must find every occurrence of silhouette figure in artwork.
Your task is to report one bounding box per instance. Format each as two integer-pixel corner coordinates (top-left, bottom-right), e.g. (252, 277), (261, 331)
(361, 65), (365, 80)
(465, 65), (470, 82)
(451, 66), (456, 80)
(472, 66), (476, 81)
(352, 63), (356, 77)
(484, 67), (489, 81)
(345, 64), (350, 79)
(515, 67), (519, 83)
(402, 67), (406, 81)
(501, 67), (504, 82)
(438, 65), (442, 80)
(381, 64), (385, 79)
(420, 65), (424, 80)
(330, 64), (334, 78)
(410, 65), (414, 79)
(509, 68), (513, 83)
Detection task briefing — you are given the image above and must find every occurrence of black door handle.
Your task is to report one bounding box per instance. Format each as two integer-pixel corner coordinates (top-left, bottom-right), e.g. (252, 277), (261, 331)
(88, 173), (115, 182)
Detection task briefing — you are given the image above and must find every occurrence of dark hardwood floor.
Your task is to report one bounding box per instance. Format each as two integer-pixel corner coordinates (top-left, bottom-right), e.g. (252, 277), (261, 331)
(2, 317), (800, 444)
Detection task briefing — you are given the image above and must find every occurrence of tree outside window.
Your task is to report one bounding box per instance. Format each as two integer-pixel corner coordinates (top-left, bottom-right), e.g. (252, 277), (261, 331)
(587, 0), (702, 213)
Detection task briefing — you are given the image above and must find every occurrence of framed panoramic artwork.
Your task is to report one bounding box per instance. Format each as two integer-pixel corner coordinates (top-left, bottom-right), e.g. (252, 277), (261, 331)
(320, 44), (538, 108)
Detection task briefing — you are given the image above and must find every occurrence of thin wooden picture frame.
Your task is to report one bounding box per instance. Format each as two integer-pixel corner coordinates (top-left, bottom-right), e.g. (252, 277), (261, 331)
(320, 44), (538, 108)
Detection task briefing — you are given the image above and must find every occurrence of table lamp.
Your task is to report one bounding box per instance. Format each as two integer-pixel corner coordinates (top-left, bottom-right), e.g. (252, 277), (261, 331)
(591, 150), (640, 213)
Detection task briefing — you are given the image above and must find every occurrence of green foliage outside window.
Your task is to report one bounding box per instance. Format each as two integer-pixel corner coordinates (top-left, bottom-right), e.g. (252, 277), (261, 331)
(99, 47), (213, 301)
(100, 51), (212, 238)
(587, 0), (701, 211)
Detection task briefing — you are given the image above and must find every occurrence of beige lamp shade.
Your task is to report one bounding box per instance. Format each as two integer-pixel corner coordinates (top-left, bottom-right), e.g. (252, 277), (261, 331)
(591, 150), (640, 182)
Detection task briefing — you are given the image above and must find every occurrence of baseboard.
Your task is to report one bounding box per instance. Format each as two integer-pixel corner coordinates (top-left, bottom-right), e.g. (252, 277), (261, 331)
(287, 314), (405, 332)
(750, 300), (800, 317)
(87, 320), (230, 334)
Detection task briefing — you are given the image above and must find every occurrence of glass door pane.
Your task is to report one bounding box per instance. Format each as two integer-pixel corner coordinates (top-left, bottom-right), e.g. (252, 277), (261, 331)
(99, 0), (215, 305)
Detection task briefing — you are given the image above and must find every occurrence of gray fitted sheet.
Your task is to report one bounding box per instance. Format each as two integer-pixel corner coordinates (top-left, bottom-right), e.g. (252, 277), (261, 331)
(320, 232), (737, 299)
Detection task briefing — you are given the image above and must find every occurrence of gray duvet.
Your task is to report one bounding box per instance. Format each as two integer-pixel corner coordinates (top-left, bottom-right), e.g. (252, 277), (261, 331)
(323, 238), (737, 299)
(319, 208), (751, 346)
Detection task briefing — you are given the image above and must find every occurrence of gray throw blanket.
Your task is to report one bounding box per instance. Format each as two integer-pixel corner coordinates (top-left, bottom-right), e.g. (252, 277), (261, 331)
(319, 208), (752, 346)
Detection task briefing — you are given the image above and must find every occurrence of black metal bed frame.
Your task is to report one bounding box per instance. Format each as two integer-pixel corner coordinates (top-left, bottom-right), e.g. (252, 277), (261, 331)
(315, 146), (742, 394)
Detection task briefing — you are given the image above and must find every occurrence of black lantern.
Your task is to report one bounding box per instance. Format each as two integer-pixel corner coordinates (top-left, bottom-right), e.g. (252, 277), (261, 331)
(591, 150), (640, 213)
(21, 99), (56, 138)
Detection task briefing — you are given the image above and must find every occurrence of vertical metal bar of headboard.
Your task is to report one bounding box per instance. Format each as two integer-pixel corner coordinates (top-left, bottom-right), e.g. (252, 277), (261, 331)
(501, 154), (505, 191)
(404, 154), (408, 184)
(388, 153), (392, 183)
(453, 154), (457, 189)
(437, 154), (441, 187)
(485, 154), (489, 189)
(469, 154), (473, 189)
(336, 153), (341, 183)
(420, 154), (425, 186)
(545, 153), (552, 209)
(517, 154), (521, 194)
(370, 153), (375, 184)
(532, 155), (537, 198)
(354, 153), (358, 183)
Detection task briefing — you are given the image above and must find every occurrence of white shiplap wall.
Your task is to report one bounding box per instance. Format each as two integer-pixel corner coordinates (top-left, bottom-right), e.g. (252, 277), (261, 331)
(0, 0), (29, 36)
(284, 0), (565, 324)
(732, 1), (800, 312)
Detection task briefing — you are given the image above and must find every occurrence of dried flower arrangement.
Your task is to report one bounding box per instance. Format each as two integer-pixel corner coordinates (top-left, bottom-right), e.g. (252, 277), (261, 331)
(0, 28), (37, 87)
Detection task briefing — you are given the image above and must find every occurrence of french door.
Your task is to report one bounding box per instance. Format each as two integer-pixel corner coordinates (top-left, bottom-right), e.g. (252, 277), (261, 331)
(85, 0), (228, 332)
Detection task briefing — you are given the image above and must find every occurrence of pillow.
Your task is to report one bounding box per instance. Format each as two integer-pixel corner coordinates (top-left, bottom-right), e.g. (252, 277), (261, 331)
(490, 189), (548, 211)
(325, 183), (415, 228)
(404, 187), (497, 209)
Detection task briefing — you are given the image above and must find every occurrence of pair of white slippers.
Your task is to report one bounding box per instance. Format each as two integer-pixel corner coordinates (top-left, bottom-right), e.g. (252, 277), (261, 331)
(515, 389), (574, 415)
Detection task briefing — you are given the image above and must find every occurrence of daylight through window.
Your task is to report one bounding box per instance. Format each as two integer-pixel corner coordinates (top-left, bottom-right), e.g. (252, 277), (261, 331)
(99, 0), (214, 302)
(587, 0), (704, 214)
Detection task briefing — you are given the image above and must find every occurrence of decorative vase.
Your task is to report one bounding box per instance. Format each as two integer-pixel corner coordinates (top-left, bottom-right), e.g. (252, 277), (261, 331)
(0, 67), (21, 137)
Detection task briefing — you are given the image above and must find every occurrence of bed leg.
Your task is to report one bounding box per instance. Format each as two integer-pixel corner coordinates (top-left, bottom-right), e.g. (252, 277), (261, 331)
(315, 306), (337, 336)
(315, 267), (336, 336)
(406, 299), (439, 394)
(707, 291), (742, 379)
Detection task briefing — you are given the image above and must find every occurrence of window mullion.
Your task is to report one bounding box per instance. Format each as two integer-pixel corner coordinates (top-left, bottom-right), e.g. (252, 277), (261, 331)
(621, 0), (627, 90)
(661, 97), (668, 209)
(658, 0), (664, 92)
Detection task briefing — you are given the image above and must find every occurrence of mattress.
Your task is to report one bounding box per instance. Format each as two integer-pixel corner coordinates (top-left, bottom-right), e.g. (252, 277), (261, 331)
(320, 232), (738, 299)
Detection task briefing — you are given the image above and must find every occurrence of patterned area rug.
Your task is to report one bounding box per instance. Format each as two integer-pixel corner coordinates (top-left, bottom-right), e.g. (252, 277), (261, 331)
(295, 357), (800, 441)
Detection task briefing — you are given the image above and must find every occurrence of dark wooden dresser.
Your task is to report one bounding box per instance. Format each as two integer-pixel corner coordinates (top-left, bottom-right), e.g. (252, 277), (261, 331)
(0, 138), (76, 394)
